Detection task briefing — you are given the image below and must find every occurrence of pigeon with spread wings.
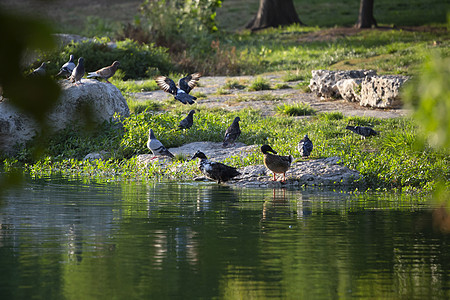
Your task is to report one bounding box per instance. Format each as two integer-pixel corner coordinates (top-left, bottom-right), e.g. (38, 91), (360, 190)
(156, 73), (201, 105)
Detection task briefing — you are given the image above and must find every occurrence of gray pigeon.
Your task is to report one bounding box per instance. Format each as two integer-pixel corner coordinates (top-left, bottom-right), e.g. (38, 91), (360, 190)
(69, 57), (85, 85)
(346, 125), (378, 139)
(29, 62), (47, 77)
(156, 73), (201, 105)
(298, 134), (313, 158)
(147, 129), (175, 159)
(56, 54), (76, 78)
(86, 61), (120, 83)
(178, 110), (195, 130)
(223, 116), (241, 147)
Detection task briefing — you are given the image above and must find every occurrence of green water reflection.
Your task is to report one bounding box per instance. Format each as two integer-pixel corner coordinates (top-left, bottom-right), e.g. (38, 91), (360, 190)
(0, 178), (449, 299)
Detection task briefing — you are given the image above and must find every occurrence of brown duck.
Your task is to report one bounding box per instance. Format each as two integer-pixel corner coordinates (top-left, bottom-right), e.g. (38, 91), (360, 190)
(261, 144), (293, 182)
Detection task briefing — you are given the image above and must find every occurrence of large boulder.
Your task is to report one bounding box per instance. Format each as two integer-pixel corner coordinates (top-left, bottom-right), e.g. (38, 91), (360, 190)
(335, 78), (363, 102)
(309, 69), (376, 99)
(0, 80), (129, 155)
(359, 75), (409, 108)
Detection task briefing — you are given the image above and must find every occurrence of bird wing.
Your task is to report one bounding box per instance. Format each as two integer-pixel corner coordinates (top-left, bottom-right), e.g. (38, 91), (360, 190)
(149, 139), (174, 157)
(156, 76), (177, 96)
(87, 66), (113, 78)
(178, 73), (201, 93)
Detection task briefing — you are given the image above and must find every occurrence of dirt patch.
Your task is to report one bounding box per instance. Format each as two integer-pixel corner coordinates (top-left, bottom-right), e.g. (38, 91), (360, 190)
(132, 73), (410, 119)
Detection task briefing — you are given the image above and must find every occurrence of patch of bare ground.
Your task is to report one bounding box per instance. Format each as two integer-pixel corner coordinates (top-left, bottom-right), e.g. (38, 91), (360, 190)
(132, 73), (409, 118)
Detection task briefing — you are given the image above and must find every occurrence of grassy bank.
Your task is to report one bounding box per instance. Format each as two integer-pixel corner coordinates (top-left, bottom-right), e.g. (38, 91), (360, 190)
(3, 108), (448, 193)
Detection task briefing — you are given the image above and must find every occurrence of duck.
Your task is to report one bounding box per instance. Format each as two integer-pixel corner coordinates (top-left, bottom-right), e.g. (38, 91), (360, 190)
(56, 54), (76, 78)
(223, 117), (241, 147)
(298, 134), (313, 158)
(261, 144), (293, 182)
(178, 110), (195, 130)
(156, 73), (201, 105)
(190, 150), (240, 184)
(346, 125), (378, 139)
(147, 129), (174, 159)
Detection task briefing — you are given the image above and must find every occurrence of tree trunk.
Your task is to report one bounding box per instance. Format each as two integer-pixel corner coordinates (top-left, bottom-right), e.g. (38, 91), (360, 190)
(356, 0), (377, 28)
(246, 0), (304, 31)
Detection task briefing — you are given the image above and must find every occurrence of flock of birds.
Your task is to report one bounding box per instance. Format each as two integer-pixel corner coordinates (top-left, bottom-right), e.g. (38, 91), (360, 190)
(33, 56), (379, 184)
(147, 72), (379, 184)
(30, 54), (121, 85)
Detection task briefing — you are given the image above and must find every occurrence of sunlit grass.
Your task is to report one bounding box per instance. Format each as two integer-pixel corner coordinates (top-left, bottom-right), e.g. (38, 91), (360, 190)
(276, 102), (316, 116)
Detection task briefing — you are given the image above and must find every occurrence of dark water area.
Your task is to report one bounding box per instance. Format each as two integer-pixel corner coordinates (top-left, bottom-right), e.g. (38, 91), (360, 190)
(0, 177), (449, 299)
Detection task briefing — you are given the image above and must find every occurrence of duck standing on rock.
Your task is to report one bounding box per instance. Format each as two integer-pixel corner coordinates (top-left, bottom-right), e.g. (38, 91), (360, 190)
(298, 134), (313, 158)
(190, 150), (240, 184)
(223, 117), (241, 147)
(178, 110), (195, 130)
(346, 125), (378, 139)
(147, 129), (174, 160)
(261, 144), (293, 182)
(156, 73), (201, 105)
(87, 61), (120, 83)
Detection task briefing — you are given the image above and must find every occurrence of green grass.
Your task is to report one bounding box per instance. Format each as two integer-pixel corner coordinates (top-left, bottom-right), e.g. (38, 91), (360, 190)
(276, 103), (316, 116)
(247, 76), (272, 91)
(5, 109), (448, 192)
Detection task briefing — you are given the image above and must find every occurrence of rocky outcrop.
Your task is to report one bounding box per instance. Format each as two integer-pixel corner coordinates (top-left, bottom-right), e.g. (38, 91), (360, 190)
(136, 142), (361, 188)
(0, 80), (129, 154)
(360, 75), (409, 108)
(309, 69), (376, 100)
(309, 70), (409, 109)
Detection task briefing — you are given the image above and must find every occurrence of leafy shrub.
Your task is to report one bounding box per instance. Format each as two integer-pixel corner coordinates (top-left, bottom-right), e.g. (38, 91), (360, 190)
(43, 38), (172, 79)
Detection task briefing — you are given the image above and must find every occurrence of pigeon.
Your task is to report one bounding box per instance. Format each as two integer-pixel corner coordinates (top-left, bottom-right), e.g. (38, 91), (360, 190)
(28, 62), (47, 77)
(56, 54), (76, 78)
(223, 117), (241, 147)
(190, 150), (240, 184)
(155, 73), (201, 105)
(86, 61), (120, 83)
(261, 144), (293, 182)
(298, 134), (313, 158)
(69, 57), (85, 85)
(178, 110), (195, 130)
(147, 129), (174, 159)
(346, 125), (378, 139)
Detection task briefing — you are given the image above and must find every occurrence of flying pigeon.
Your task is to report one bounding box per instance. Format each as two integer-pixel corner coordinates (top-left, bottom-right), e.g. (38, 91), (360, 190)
(298, 134), (313, 158)
(69, 57), (85, 85)
(190, 150), (240, 184)
(178, 110), (195, 130)
(29, 62), (47, 77)
(346, 125), (378, 139)
(56, 54), (76, 78)
(155, 73), (201, 105)
(86, 61), (120, 83)
(147, 129), (174, 159)
(223, 116), (241, 147)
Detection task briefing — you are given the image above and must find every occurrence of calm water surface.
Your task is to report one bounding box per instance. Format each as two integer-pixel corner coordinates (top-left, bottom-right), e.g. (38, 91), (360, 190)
(0, 177), (449, 299)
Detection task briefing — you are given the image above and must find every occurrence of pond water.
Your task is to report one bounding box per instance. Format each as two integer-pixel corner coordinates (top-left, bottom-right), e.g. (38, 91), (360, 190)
(0, 177), (449, 299)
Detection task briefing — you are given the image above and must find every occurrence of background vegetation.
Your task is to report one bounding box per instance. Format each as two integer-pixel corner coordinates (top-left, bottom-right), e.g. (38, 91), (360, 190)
(0, 0), (449, 194)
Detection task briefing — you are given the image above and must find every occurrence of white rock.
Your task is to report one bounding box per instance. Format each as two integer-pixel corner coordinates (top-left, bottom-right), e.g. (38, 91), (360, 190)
(335, 78), (363, 102)
(360, 75), (409, 108)
(309, 69), (376, 99)
(0, 80), (129, 154)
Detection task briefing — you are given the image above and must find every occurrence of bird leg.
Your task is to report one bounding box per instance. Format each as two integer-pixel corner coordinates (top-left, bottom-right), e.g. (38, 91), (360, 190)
(150, 156), (157, 160)
(272, 173), (277, 181)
